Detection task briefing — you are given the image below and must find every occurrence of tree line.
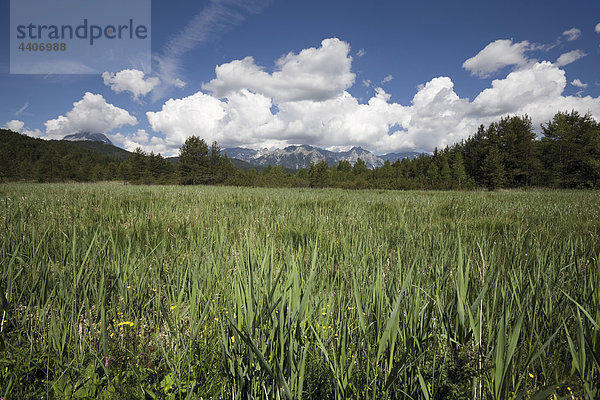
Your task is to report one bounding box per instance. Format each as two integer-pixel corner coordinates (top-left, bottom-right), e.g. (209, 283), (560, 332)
(1, 110), (599, 189)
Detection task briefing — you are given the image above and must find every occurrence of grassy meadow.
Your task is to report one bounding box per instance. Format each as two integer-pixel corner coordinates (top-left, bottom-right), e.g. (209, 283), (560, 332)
(0, 183), (599, 399)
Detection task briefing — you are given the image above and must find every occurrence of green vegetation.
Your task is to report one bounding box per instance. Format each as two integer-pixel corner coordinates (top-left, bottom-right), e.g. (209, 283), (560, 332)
(177, 137), (234, 185)
(68, 140), (133, 161)
(0, 130), (127, 183)
(2, 111), (599, 190)
(0, 183), (598, 399)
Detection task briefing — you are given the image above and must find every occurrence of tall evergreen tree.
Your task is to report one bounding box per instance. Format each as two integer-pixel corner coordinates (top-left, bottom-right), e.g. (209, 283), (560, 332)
(449, 151), (467, 188)
(426, 162), (440, 187)
(352, 158), (368, 176)
(178, 136), (210, 185)
(438, 154), (451, 188)
(128, 147), (149, 183)
(336, 160), (352, 173)
(462, 125), (487, 184)
(541, 111), (600, 188)
(309, 160), (329, 188)
(482, 145), (505, 190)
(497, 115), (540, 186)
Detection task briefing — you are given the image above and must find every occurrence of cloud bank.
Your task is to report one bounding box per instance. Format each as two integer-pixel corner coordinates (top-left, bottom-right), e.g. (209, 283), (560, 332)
(111, 37), (599, 157)
(28, 36), (599, 157)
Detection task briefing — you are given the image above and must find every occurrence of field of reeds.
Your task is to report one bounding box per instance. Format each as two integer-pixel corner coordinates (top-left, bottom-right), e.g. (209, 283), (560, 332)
(0, 183), (598, 399)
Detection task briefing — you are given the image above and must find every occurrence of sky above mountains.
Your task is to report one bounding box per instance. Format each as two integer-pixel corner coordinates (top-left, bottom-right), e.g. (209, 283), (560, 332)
(1, 0), (600, 156)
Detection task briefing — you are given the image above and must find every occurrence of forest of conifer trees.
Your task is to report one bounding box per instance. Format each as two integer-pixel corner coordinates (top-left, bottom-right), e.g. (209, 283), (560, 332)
(1, 110), (599, 190)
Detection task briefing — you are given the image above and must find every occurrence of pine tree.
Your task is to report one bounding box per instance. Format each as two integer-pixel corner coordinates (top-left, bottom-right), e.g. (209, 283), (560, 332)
(450, 151), (467, 188)
(497, 115), (540, 186)
(309, 160), (329, 188)
(482, 145), (505, 190)
(426, 162), (440, 188)
(352, 158), (368, 176)
(541, 111), (600, 188)
(178, 136), (210, 185)
(462, 125), (487, 184)
(128, 147), (150, 183)
(439, 155), (451, 189)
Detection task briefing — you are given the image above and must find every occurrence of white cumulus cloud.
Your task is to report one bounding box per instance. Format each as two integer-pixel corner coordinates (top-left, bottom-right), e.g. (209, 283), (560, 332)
(139, 38), (600, 157)
(3, 120), (43, 138)
(563, 28), (582, 41)
(571, 79), (588, 89)
(44, 92), (137, 139)
(596, 22), (600, 34)
(102, 69), (160, 101)
(4, 120), (25, 132)
(473, 61), (600, 125)
(473, 62), (565, 116)
(555, 49), (586, 67)
(382, 75), (393, 84)
(107, 129), (168, 153)
(463, 39), (532, 78)
(146, 91), (227, 149)
(203, 38), (355, 102)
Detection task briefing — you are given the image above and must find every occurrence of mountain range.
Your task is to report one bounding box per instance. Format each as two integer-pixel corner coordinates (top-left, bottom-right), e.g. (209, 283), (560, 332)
(223, 145), (421, 169)
(60, 132), (422, 170)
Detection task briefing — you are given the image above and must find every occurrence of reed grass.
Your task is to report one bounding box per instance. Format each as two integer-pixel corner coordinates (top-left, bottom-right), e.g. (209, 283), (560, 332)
(0, 183), (598, 399)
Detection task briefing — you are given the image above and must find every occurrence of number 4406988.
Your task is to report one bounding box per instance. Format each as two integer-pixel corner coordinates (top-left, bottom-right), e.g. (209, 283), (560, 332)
(18, 42), (66, 52)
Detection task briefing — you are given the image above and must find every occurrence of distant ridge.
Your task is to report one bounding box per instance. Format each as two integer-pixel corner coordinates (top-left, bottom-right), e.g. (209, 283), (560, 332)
(57, 133), (424, 170)
(223, 145), (422, 170)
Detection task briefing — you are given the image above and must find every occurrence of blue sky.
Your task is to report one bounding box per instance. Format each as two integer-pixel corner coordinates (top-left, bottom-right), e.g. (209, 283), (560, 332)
(2, 0), (600, 156)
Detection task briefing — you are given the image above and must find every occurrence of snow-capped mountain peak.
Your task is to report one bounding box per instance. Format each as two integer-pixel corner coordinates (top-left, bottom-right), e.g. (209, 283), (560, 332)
(62, 132), (112, 145)
(223, 145), (422, 170)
